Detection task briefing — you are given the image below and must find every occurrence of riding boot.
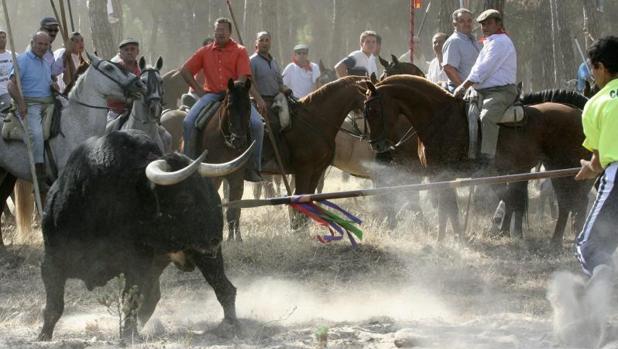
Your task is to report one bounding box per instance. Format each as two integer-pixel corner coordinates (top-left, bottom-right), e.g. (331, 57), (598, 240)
(34, 163), (50, 193)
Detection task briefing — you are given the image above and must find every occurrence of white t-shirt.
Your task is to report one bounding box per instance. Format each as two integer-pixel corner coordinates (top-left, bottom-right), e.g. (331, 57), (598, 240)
(0, 51), (13, 96)
(53, 48), (82, 93)
(282, 62), (321, 99)
(427, 57), (447, 84)
(339, 50), (378, 77)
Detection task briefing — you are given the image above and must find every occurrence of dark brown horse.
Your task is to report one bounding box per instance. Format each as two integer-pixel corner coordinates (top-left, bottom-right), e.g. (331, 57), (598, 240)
(198, 79), (254, 241)
(364, 75), (591, 244)
(378, 54), (425, 79)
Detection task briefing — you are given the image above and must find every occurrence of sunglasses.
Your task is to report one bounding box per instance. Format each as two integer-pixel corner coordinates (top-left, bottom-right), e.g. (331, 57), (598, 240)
(45, 27), (59, 33)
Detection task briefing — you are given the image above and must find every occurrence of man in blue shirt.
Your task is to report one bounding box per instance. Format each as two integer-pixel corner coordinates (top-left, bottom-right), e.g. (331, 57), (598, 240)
(576, 61), (592, 94)
(8, 31), (58, 191)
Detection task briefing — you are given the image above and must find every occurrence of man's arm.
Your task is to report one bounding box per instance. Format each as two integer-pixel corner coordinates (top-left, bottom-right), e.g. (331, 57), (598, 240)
(443, 65), (463, 86)
(334, 61), (348, 78)
(179, 66), (204, 96)
(8, 76), (26, 117)
(576, 150), (603, 180)
(242, 74), (267, 116)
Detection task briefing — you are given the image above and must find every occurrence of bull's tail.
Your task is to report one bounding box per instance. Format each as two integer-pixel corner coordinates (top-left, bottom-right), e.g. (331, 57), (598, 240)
(522, 89), (588, 110)
(14, 180), (35, 243)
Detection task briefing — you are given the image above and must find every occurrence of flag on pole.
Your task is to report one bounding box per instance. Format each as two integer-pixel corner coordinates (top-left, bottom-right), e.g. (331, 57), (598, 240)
(413, 0), (422, 8)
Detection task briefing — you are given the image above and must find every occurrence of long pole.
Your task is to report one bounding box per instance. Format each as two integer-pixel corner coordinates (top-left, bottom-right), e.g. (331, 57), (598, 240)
(66, 0), (75, 32)
(225, 168), (581, 209)
(1, 0), (44, 218)
(408, 0), (416, 63)
(225, 0), (244, 47)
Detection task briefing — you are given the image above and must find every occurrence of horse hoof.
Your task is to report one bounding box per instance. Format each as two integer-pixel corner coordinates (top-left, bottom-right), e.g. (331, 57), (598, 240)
(36, 332), (52, 341)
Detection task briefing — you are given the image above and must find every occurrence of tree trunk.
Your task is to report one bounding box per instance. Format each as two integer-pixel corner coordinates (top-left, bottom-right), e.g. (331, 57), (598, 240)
(581, 0), (602, 45)
(556, 0), (576, 88)
(88, 0), (115, 59)
(483, 0), (505, 13)
(110, 0), (123, 45)
(531, 0), (553, 91)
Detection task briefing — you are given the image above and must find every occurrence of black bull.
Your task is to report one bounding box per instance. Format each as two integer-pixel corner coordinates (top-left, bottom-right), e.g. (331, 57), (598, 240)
(38, 130), (239, 340)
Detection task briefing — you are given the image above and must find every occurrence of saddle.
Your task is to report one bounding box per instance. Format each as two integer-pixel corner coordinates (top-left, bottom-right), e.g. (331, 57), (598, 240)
(194, 95), (224, 130)
(1, 98), (59, 142)
(260, 92), (297, 174)
(464, 85), (524, 159)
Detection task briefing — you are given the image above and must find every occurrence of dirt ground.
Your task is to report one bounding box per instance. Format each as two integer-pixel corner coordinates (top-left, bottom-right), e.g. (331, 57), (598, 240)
(0, 171), (610, 348)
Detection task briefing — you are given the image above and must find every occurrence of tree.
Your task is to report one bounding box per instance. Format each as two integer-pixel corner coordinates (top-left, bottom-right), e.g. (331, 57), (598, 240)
(88, 0), (115, 59)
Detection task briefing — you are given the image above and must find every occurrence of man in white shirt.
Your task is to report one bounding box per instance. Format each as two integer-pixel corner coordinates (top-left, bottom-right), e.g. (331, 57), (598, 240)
(427, 32), (448, 86)
(53, 32), (85, 94)
(282, 44), (321, 99)
(454, 9), (518, 161)
(0, 29), (13, 106)
(334, 30), (378, 78)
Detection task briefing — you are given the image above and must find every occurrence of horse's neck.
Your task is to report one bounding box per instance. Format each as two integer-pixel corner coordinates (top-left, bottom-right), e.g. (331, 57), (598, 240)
(302, 85), (360, 139)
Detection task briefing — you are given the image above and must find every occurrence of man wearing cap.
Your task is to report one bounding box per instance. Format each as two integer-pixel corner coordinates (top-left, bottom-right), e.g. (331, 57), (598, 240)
(249, 31), (288, 114)
(334, 30), (378, 78)
(442, 8), (481, 92)
(282, 44), (321, 99)
(38, 16), (64, 78)
(106, 38), (141, 121)
(180, 17), (264, 182)
(453, 9), (517, 163)
(8, 32), (58, 192)
(0, 29), (13, 106)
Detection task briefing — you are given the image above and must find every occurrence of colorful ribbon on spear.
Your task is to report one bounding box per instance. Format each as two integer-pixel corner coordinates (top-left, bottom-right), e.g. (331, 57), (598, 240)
(290, 198), (363, 248)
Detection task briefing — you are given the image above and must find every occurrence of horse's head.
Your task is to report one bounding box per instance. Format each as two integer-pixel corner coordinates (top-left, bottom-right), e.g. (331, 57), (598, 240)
(378, 54), (426, 80)
(363, 81), (397, 154)
(317, 59), (337, 86)
(222, 78), (252, 150)
(138, 56), (164, 121)
(75, 52), (146, 102)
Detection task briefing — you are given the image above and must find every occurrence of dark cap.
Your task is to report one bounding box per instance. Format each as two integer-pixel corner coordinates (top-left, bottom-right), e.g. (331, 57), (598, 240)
(40, 16), (59, 28)
(118, 38), (139, 49)
(476, 9), (502, 22)
(293, 43), (309, 52)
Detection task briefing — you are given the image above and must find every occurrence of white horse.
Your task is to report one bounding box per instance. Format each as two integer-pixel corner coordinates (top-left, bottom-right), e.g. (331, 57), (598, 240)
(0, 53), (145, 245)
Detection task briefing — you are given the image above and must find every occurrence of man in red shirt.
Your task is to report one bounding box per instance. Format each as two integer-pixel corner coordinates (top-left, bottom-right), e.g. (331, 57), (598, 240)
(107, 38), (141, 121)
(180, 18), (264, 182)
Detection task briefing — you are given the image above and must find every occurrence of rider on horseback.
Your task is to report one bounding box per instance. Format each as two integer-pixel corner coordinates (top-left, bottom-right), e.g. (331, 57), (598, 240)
(453, 9), (518, 164)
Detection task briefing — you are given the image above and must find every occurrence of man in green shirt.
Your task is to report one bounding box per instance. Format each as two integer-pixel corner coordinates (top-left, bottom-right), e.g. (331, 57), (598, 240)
(575, 36), (618, 277)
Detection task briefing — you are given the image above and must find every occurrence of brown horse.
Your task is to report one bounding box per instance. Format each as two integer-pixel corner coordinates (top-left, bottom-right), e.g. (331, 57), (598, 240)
(364, 75), (591, 244)
(378, 54), (425, 79)
(198, 79), (253, 241)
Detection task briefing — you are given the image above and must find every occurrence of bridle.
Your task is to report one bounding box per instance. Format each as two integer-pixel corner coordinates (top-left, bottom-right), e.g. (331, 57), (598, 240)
(363, 91), (417, 152)
(73, 59), (143, 110)
(140, 68), (163, 120)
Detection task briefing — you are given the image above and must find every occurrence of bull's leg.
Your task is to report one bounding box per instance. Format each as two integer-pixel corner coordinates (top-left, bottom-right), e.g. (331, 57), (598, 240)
(193, 249), (238, 328)
(38, 258), (66, 341)
(226, 175), (244, 241)
(508, 181), (527, 240)
(137, 258), (169, 327)
(0, 173), (17, 247)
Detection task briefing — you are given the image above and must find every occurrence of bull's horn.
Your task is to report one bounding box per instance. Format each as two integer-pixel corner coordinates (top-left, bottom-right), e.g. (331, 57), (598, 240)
(198, 141), (255, 177)
(145, 150), (207, 186)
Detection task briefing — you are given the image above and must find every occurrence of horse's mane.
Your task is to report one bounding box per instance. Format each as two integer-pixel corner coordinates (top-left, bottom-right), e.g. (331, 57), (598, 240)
(300, 76), (365, 105)
(522, 89), (588, 110)
(378, 75), (454, 102)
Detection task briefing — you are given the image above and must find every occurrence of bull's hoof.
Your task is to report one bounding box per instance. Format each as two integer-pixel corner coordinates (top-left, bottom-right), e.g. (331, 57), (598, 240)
(36, 331), (52, 341)
(211, 318), (241, 338)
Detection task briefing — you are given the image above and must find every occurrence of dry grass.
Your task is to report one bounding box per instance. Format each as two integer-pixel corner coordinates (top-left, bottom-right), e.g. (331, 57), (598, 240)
(0, 171), (587, 348)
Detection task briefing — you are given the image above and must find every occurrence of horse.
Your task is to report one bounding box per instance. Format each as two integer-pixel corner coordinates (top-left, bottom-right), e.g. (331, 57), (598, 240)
(108, 56), (171, 153)
(378, 54), (426, 79)
(195, 79), (253, 241)
(363, 75), (591, 244)
(0, 53), (146, 246)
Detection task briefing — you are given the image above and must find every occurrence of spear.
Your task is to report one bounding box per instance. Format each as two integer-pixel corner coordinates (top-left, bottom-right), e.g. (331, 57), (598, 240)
(225, 167), (581, 208)
(1, 0), (44, 218)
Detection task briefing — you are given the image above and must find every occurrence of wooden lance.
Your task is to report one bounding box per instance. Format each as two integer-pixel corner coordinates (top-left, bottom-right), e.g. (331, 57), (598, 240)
(225, 168), (581, 209)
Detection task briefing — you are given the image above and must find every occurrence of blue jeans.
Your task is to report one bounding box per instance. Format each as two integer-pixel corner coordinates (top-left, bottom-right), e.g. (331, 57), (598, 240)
(183, 92), (263, 171)
(20, 103), (45, 164)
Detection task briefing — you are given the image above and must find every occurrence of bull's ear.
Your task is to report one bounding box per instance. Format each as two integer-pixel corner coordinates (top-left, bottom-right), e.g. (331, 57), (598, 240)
(366, 81), (377, 95)
(370, 72), (378, 84)
(378, 55), (389, 68)
(227, 78), (234, 90)
(139, 56), (146, 71)
(155, 56), (163, 71)
(391, 54), (399, 65)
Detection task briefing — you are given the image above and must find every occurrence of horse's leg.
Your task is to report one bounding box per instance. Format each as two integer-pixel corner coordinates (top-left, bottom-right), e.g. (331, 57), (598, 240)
(252, 181), (263, 199)
(263, 175), (276, 198)
(507, 181), (527, 240)
(316, 169), (326, 194)
(437, 194), (447, 241)
(290, 172), (314, 230)
(550, 177), (578, 247)
(0, 173), (17, 247)
(14, 180), (34, 242)
(444, 188), (462, 241)
(226, 174), (244, 241)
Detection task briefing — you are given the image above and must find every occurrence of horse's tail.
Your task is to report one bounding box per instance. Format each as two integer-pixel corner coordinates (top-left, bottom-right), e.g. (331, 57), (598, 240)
(14, 180), (34, 243)
(522, 89), (588, 110)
